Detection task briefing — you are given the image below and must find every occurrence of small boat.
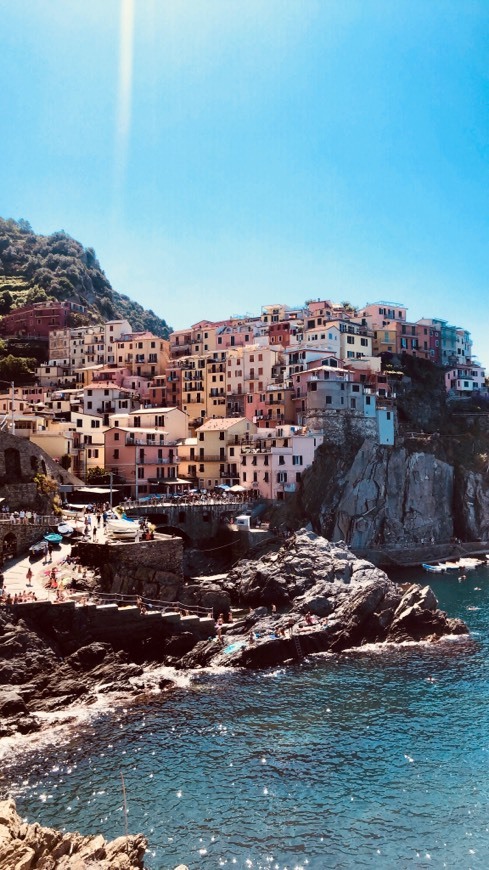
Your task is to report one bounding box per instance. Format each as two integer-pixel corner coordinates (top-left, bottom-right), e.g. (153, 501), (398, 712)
(106, 519), (138, 539)
(57, 523), (75, 538)
(29, 540), (47, 559)
(422, 563), (446, 573)
(443, 562), (462, 573)
(44, 532), (63, 545)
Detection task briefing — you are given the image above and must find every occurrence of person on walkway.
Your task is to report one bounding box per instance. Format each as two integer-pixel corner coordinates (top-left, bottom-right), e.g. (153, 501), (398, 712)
(48, 542), (53, 563)
(26, 567), (33, 586)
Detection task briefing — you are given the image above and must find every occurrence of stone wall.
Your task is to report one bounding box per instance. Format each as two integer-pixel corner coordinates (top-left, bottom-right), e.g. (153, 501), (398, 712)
(0, 431), (79, 490)
(12, 598), (215, 649)
(0, 517), (56, 560)
(74, 536), (183, 578)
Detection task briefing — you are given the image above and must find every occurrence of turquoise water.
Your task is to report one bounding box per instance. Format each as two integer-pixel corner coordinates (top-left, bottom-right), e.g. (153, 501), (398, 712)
(5, 568), (489, 869)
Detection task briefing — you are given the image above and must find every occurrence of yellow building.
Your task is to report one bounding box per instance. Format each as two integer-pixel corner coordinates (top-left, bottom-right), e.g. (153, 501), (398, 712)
(195, 417), (256, 490)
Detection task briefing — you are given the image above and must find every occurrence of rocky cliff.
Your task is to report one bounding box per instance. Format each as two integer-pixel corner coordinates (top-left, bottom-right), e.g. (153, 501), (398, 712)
(275, 431), (489, 555)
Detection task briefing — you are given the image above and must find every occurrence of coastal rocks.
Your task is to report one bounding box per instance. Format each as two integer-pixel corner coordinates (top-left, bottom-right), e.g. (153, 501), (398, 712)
(0, 798), (147, 869)
(178, 530), (468, 670)
(456, 469), (489, 542)
(331, 441), (454, 549)
(0, 622), (145, 734)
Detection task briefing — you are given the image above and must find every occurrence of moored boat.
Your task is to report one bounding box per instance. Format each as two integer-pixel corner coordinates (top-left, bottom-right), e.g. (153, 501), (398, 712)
(57, 522), (75, 538)
(44, 532), (63, 545)
(422, 563), (446, 573)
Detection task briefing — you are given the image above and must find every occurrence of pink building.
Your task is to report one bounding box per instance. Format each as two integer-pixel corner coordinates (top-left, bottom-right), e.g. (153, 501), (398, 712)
(104, 426), (181, 496)
(239, 426), (323, 499)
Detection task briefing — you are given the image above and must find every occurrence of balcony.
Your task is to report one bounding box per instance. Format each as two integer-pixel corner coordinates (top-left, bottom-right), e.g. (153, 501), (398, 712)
(125, 437), (165, 446)
(138, 456), (181, 465)
(198, 455), (226, 463)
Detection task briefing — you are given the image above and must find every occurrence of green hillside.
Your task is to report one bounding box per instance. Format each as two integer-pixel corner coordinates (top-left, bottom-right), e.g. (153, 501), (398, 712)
(0, 218), (171, 338)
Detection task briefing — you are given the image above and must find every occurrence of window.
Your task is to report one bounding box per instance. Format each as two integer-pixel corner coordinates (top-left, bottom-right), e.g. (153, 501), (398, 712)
(113, 449), (119, 459)
(347, 336), (354, 344)
(91, 419), (100, 428)
(137, 467), (144, 478)
(292, 455), (303, 466)
(219, 431), (225, 440)
(114, 432), (120, 441)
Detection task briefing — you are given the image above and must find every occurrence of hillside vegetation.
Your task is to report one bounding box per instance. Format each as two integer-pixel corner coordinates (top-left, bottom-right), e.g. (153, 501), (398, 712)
(0, 218), (171, 338)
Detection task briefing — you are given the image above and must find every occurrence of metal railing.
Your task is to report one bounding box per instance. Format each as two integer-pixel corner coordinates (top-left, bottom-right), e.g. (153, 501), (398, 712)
(0, 514), (57, 525)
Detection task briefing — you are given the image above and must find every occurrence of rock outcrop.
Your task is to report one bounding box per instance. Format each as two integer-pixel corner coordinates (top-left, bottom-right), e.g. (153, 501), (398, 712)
(178, 530), (468, 670)
(0, 798), (146, 869)
(278, 430), (489, 554)
(331, 441), (454, 549)
(0, 606), (150, 739)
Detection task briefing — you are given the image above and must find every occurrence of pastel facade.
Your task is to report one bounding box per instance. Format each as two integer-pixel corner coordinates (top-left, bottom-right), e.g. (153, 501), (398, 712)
(445, 364), (486, 396)
(195, 417), (255, 490)
(239, 426), (323, 499)
(104, 426), (180, 496)
(0, 301), (73, 338)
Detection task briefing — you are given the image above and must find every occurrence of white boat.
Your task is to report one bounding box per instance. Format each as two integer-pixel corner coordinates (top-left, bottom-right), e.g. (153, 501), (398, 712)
(57, 522), (75, 537)
(458, 558), (484, 571)
(422, 563), (446, 573)
(106, 518), (138, 539)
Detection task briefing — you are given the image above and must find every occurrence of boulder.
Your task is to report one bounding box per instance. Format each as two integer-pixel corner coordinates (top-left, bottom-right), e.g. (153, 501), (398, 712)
(0, 799), (147, 870)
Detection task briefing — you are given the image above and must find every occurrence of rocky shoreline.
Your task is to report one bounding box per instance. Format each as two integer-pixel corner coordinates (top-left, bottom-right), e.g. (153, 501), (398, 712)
(0, 530), (470, 867)
(0, 798), (147, 869)
(0, 530), (469, 739)
(176, 529), (469, 669)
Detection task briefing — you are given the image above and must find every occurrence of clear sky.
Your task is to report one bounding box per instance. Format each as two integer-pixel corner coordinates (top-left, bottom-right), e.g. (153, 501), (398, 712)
(1, 1), (488, 362)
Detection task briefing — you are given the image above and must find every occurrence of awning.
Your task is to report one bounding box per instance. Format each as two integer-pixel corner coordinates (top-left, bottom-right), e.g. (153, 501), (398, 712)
(76, 486), (119, 494)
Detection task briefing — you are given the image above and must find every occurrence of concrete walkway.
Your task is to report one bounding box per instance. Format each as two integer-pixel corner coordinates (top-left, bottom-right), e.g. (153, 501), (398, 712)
(2, 538), (74, 601)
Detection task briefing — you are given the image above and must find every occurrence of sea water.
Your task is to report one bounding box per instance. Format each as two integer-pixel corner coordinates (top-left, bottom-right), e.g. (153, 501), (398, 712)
(4, 567), (489, 869)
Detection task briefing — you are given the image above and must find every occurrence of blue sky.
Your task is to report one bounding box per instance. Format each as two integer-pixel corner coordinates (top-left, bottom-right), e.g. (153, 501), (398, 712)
(1, 1), (488, 362)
